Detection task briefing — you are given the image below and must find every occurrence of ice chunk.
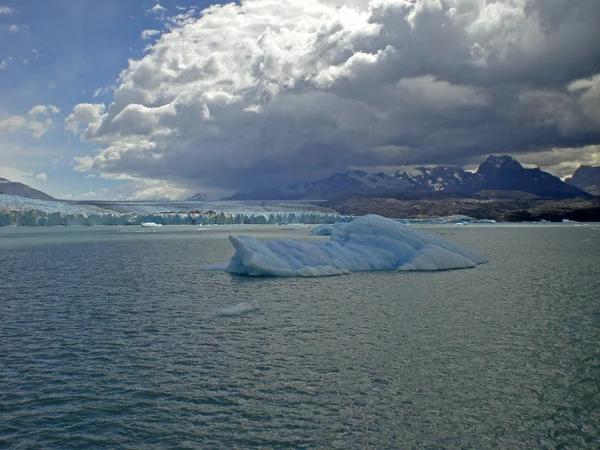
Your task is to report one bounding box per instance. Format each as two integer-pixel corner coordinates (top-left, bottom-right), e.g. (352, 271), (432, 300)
(141, 222), (162, 227)
(220, 215), (487, 277)
(215, 299), (260, 316)
(309, 222), (346, 236)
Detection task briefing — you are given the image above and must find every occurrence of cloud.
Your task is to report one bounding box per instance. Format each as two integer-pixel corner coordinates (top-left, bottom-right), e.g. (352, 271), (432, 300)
(0, 104), (60, 138)
(0, 5), (15, 15)
(141, 29), (160, 40)
(0, 166), (48, 191)
(147, 3), (167, 16)
(65, 103), (105, 136)
(92, 85), (116, 98)
(0, 116), (27, 133)
(0, 58), (11, 70)
(517, 145), (600, 179)
(7, 24), (18, 32)
(68, 0), (600, 193)
(75, 172), (188, 200)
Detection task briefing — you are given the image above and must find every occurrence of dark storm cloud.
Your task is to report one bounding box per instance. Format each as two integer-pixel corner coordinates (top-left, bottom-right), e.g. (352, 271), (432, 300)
(67, 0), (600, 193)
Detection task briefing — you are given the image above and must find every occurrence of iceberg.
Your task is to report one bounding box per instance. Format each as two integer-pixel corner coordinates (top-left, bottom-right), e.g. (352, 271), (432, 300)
(221, 215), (488, 277)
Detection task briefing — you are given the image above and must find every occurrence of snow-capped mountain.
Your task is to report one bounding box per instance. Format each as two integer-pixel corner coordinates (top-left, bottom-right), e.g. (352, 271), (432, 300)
(225, 155), (591, 200)
(0, 177), (56, 201)
(565, 165), (600, 196)
(394, 166), (473, 192)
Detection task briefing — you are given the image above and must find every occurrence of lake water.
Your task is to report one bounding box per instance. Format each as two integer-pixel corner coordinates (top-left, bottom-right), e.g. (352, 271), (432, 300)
(1, 224), (599, 448)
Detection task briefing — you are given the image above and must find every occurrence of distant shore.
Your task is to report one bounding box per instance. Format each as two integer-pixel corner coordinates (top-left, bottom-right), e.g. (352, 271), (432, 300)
(327, 196), (600, 223)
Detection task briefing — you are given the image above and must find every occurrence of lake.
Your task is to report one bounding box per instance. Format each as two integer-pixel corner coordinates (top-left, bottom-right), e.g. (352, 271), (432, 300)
(1, 223), (599, 448)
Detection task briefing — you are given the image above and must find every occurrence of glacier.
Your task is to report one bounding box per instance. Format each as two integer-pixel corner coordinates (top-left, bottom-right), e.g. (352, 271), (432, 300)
(221, 215), (488, 277)
(0, 194), (496, 227)
(0, 194), (351, 227)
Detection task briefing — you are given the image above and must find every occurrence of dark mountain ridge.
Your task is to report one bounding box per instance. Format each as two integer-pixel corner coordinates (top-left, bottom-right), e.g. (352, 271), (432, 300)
(0, 178), (56, 201)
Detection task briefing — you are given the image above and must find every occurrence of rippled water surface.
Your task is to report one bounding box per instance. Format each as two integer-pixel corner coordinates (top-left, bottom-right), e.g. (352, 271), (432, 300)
(1, 224), (599, 448)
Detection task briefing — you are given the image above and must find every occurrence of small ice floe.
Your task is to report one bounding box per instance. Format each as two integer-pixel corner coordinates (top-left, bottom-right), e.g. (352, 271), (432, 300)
(215, 299), (260, 317)
(141, 222), (162, 227)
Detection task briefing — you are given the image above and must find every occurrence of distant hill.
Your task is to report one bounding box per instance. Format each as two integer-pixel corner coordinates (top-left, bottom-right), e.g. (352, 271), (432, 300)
(0, 178), (56, 201)
(565, 165), (600, 196)
(225, 155), (591, 201)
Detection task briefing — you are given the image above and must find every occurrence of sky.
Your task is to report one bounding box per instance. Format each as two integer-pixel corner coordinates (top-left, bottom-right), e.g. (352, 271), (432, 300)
(1, 0), (599, 200)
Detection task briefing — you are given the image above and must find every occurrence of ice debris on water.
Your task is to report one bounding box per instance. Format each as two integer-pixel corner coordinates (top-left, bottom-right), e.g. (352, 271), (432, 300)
(215, 299), (260, 316)
(218, 214), (488, 277)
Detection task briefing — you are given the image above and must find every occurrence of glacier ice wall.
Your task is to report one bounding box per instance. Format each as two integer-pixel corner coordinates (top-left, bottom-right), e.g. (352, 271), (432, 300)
(0, 194), (351, 227)
(223, 215), (488, 277)
(0, 209), (351, 227)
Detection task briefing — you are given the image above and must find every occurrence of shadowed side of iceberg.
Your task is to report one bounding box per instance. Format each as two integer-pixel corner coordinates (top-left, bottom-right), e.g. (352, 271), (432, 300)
(220, 215), (488, 277)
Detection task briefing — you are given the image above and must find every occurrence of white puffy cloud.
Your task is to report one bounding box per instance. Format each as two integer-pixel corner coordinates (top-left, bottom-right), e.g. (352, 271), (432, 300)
(65, 103), (105, 137)
(68, 0), (600, 192)
(0, 115), (27, 133)
(0, 104), (60, 138)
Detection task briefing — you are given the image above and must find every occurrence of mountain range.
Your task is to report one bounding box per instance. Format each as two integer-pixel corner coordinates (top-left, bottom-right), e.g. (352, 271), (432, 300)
(0, 178), (56, 201)
(2, 155), (597, 203)
(225, 155), (593, 201)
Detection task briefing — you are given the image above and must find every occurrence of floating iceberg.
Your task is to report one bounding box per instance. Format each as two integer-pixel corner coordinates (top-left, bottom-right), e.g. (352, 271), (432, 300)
(220, 215), (488, 277)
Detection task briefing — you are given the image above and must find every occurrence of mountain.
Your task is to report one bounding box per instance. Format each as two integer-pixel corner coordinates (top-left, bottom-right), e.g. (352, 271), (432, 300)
(185, 192), (210, 201)
(463, 155), (591, 199)
(0, 178), (56, 201)
(565, 165), (600, 196)
(225, 170), (416, 200)
(225, 155), (591, 201)
(394, 166), (474, 192)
